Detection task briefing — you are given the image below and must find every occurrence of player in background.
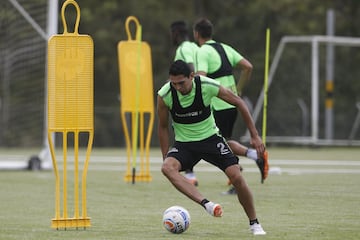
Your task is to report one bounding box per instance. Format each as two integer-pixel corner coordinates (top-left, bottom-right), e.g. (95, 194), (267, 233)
(171, 20), (199, 72)
(157, 60), (266, 235)
(193, 18), (269, 193)
(170, 20), (200, 186)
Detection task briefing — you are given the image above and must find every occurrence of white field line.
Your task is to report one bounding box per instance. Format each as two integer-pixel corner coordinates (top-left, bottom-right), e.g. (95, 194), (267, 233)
(1, 155), (360, 174)
(41, 157), (360, 174)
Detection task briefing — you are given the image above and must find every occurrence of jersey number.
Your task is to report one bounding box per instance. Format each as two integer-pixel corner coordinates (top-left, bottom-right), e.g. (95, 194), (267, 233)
(217, 142), (230, 155)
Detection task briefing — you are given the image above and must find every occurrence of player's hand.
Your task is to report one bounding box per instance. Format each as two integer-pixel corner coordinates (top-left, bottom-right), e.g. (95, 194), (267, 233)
(250, 135), (265, 156)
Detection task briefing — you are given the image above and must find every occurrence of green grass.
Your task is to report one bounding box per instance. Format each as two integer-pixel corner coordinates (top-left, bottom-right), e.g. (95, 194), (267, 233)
(0, 147), (359, 239)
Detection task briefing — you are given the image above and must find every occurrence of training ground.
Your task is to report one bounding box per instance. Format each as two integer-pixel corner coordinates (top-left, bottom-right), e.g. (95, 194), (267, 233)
(0, 147), (359, 240)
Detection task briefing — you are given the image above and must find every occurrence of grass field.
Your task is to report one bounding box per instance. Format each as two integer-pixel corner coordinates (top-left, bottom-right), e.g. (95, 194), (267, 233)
(0, 147), (359, 240)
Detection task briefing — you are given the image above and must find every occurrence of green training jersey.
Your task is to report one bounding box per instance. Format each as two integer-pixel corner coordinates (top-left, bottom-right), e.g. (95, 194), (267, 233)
(174, 41), (199, 71)
(196, 39), (243, 111)
(158, 75), (220, 142)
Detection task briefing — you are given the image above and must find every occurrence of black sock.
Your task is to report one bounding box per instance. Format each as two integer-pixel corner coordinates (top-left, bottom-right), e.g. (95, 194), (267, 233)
(200, 199), (209, 209)
(250, 219), (259, 225)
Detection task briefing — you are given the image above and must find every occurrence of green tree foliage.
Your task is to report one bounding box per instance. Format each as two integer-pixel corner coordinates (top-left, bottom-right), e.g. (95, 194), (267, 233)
(67, 0), (360, 146)
(2, 0), (359, 147)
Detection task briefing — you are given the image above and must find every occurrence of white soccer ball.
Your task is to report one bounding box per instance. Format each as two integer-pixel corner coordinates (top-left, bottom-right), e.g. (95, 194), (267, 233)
(162, 206), (191, 234)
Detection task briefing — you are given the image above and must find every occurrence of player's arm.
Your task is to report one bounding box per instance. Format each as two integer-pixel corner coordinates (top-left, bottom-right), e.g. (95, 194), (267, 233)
(157, 95), (171, 160)
(217, 86), (265, 154)
(236, 58), (253, 95)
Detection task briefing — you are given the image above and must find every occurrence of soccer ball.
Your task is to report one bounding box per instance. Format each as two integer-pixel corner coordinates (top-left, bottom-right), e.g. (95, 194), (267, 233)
(162, 206), (191, 234)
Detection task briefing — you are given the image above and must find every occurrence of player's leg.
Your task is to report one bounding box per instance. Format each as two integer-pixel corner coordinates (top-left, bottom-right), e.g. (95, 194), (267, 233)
(162, 147), (221, 217)
(184, 168), (198, 186)
(225, 164), (256, 218)
(199, 134), (266, 234)
(213, 109), (269, 185)
(213, 109), (245, 193)
(161, 157), (203, 202)
(227, 140), (269, 183)
(224, 164), (266, 235)
(215, 107), (269, 185)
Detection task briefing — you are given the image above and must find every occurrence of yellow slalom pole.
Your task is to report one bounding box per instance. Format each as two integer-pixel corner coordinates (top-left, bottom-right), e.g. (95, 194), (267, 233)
(131, 23), (142, 184)
(262, 28), (270, 146)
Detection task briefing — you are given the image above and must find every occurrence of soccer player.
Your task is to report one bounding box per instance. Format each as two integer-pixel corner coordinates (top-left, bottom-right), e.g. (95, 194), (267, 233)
(157, 60), (266, 235)
(170, 20), (200, 186)
(193, 18), (268, 193)
(170, 20), (199, 72)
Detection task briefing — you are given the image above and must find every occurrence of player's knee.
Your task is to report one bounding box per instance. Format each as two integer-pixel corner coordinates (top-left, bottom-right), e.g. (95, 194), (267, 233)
(161, 162), (170, 176)
(161, 158), (178, 176)
(225, 165), (244, 185)
(232, 175), (245, 187)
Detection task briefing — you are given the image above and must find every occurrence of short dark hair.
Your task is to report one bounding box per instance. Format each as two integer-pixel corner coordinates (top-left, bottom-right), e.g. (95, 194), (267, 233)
(194, 18), (213, 39)
(170, 20), (188, 36)
(169, 60), (191, 77)
(170, 20), (189, 46)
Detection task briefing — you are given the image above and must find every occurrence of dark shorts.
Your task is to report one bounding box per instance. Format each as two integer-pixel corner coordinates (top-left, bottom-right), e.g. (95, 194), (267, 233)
(166, 134), (239, 172)
(213, 108), (238, 139)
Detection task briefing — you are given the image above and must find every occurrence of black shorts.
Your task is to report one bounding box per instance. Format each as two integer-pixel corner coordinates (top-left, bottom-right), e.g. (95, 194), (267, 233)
(213, 108), (237, 139)
(166, 134), (239, 172)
